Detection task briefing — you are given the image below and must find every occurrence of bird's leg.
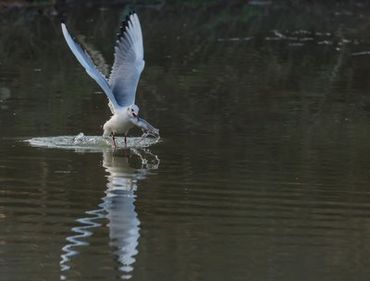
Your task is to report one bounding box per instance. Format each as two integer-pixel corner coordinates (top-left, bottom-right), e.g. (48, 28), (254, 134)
(124, 135), (127, 147)
(111, 133), (117, 149)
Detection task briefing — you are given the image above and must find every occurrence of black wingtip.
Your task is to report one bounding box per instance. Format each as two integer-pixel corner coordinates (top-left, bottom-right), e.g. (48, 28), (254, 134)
(116, 11), (136, 40)
(58, 12), (66, 24)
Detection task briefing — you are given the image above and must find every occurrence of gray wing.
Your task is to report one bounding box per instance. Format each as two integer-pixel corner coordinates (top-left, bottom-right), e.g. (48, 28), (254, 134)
(61, 23), (120, 110)
(109, 13), (145, 107)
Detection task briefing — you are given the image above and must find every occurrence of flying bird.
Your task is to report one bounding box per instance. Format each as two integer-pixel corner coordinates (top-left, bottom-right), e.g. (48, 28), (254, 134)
(61, 12), (159, 148)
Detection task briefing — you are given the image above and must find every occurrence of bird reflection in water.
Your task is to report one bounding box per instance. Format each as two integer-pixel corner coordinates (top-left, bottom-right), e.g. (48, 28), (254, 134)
(60, 148), (159, 280)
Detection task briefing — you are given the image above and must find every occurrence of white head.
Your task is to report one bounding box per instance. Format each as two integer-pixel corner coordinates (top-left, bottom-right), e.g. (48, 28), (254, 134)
(127, 104), (139, 119)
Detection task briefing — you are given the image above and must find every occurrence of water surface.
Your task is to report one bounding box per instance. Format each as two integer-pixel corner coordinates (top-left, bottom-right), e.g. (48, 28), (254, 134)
(2, 2), (370, 281)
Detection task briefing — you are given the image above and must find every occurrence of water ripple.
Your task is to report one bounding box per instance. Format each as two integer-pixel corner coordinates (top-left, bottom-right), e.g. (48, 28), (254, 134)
(59, 148), (159, 280)
(25, 133), (161, 152)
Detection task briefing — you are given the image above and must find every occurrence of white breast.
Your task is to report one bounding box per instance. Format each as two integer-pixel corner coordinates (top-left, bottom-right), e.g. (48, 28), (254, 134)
(103, 110), (134, 136)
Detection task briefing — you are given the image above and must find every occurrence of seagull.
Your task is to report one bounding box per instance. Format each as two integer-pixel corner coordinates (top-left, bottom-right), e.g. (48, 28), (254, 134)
(61, 12), (159, 148)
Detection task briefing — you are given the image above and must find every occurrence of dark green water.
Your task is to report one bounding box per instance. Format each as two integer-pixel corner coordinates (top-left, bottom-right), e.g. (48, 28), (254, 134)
(3, 1), (370, 280)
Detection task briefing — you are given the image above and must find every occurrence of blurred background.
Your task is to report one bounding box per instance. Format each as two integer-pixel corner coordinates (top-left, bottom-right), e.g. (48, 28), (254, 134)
(2, 0), (370, 138)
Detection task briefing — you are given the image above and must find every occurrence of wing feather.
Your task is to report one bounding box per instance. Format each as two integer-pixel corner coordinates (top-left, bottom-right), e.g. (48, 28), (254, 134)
(61, 23), (120, 111)
(109, 13), (145, 107)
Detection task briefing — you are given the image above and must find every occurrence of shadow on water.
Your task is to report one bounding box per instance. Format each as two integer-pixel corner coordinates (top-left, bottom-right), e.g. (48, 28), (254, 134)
(59, 148), (159, 280)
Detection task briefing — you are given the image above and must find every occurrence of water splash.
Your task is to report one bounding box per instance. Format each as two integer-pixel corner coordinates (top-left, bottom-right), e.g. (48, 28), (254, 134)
(25, 132), (161, 152)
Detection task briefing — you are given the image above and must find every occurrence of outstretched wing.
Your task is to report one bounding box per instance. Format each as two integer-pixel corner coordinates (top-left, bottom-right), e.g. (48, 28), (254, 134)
(61, 23), (120, 110)
(109, 12), (145, 107)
